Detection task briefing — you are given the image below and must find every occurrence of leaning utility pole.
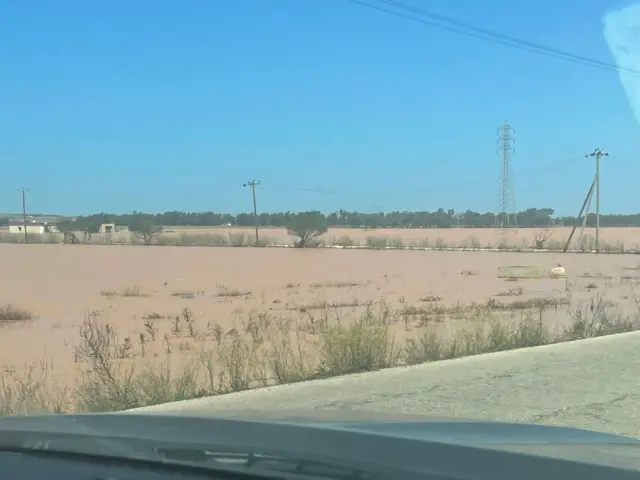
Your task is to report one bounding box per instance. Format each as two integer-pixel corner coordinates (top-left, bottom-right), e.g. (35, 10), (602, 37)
(242, 180), (260, 245)
(562, 148), (608, 253)
(19, 188), (28, 244)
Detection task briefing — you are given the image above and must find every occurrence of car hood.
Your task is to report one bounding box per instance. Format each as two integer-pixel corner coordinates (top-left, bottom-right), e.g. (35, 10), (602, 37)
(128, 407), (640, 444)
(1, 410), (640, 472)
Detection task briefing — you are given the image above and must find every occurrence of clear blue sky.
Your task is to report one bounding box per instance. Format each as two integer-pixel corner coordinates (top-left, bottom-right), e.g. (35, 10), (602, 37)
(1, 0), (639, 216)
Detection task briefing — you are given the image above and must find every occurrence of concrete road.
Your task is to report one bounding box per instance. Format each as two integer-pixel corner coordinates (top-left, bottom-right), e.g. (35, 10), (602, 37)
(134, 331), (640, 438)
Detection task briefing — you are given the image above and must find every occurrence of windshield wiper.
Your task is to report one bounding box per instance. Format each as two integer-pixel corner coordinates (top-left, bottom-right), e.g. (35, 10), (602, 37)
(154, 447), (372, 480)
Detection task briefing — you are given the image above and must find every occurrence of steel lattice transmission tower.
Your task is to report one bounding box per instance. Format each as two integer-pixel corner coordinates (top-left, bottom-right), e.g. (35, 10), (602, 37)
(497, 121), (517, 228)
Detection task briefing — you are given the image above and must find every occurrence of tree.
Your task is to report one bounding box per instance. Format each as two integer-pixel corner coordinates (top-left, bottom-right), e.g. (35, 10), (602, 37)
(57, 220), (80, 244)
(78, 217), (102, 242)
(533, 229), (551, 249)
(286, 211), (328, 248)
(128, 215), (163, 245)
(64, 206), (640, 230)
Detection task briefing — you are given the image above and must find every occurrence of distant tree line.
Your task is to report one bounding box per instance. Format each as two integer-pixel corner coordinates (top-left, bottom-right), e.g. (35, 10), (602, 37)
(65, 207), (640, 230)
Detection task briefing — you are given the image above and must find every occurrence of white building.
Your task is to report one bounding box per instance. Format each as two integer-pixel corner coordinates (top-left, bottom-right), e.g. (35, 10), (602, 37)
(8, 220), (52, 234)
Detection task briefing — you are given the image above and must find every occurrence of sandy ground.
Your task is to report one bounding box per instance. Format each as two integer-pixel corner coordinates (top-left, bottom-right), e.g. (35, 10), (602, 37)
(0, 244), (638, 389)
(133, 331), (640, 439)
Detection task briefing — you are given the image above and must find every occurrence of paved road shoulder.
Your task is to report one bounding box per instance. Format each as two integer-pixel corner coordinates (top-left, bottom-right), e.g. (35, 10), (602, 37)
(133, 332), (640, 438)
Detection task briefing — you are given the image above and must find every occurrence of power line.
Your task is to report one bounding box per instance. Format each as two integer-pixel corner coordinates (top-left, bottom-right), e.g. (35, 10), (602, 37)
(107, 153), (586, 208)
(346, 0), (640, 76)
(294, 154), (582, 199)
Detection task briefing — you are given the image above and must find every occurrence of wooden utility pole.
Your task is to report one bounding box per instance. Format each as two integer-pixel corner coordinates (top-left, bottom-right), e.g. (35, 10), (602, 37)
(242, 180), (260, 245)
(19, 188), (28, 244)
(586, 148), (608, 253)
(562, 179), (595, 253)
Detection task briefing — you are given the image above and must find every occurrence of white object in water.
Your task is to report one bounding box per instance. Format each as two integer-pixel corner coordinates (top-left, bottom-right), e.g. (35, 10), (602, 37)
(550, 263), (566, 277)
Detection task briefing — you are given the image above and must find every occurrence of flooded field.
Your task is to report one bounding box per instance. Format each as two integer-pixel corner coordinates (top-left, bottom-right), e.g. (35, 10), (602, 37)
(0, 244), (637, 397)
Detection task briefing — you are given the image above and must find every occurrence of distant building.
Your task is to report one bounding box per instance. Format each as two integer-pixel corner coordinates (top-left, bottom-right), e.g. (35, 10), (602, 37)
(98, 223), (116, 234)
(8, 219), (56, 234)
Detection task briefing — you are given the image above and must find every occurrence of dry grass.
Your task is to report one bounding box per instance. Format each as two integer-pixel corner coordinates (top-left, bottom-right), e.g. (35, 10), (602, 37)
(496, 287), (525, 297)
(214, 286), (252, 298)
(100, 286), (149, 297)
(310, 281), (365, 288)
(0, 293), (638, 416)
(1, 227), (639, 253)
(0, 304), (35, 323)
(419, 295), (443, 302)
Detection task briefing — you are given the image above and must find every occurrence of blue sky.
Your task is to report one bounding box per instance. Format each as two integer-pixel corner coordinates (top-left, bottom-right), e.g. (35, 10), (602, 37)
(1, 0), (639, 216)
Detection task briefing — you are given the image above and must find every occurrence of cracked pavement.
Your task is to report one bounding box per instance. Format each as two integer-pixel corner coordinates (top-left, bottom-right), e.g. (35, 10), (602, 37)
(135, 331), (640, 438)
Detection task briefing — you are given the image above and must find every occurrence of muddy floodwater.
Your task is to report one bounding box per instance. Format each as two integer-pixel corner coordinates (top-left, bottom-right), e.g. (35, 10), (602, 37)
(0, 244), (636, 388)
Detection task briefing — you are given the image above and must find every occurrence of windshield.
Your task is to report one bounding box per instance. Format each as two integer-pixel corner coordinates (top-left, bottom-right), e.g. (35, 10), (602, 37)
(1, 0), (640, 474)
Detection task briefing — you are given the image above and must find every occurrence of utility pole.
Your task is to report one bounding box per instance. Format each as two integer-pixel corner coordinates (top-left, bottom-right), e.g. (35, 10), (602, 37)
(562, 148), (608, 253)
(19, 188), (28, 244)
(242, 180), (260, 245)
(586, 148), (608, 254)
